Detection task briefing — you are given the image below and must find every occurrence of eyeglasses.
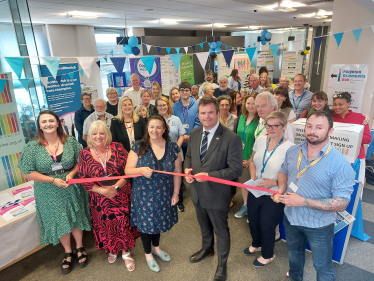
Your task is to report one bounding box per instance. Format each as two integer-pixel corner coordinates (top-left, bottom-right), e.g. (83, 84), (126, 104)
(108, 92), (117, 96)
(265, 124), (282, 130)
(180, 89), (190, 93)
(83, 98), (91, 101)
(157, 104), (167, 108)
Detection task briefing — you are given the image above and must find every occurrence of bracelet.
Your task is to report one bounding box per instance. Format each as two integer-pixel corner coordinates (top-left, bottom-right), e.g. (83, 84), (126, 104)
(52, 178), (55, 184)
(98, 187), (102, 195)
(173, 192), (179, 195)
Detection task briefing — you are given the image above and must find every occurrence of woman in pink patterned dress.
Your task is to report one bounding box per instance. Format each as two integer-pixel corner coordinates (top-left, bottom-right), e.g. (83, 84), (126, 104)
(78, 121), (139, 271)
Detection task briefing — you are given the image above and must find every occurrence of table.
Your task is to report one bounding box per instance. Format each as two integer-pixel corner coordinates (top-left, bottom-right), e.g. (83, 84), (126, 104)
(0, 181), (44, 271)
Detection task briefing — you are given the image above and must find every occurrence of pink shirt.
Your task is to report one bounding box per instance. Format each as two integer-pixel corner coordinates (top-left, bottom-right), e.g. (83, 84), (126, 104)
(332, 110), (372, 159)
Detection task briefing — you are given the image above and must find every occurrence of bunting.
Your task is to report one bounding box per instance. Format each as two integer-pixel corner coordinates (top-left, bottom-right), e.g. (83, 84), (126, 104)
(157, 47), (161, 54)
(19, 79), (30, 91)
(192, 46), (195, 51)
(56, 75), (62, 86)
(269, 44), (280, 59)
(225, 45), (228, 50)
(146, 44), (152, 53)
(96, 61), (101, 68)
(291, 40), (302, 52)
(77, 57), (94, 78)
(313, 36), (323, 53)
(175, 48), (180, 54)
(245, 47), (256, 62)
(169, 54), (183, 71)
(333, 32), (344, 48)
(222, 50), (235, 67)
(4, 57), (24, 79)
(199, 43), (204, 50)
(79, 69), (84, 77)
(166, 48), (171, 54)
(40, 77), (49, 89)
(0, 79), (6, 92)
(68, 72), (75, 81)
(352, 28), (362, 43)
(195, 52), (209, 69)
(140, 56), (156, 75)
(42, 57), (61, 79)
(110, 57), (127, 77)
(184, 47), (188, 54)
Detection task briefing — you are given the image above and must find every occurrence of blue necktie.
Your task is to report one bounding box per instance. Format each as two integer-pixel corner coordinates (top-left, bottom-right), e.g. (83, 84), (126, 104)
(200, 131), (210, 162)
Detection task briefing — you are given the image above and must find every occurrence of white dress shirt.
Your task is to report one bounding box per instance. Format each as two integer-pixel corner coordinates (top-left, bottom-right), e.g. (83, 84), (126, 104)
(201, 120), (220, 150)
(124, 86), (144, 107)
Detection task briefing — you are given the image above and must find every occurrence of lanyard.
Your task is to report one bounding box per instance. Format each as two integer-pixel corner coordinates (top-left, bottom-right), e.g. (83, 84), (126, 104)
(182, 106), (189, 123)
(291, 90), (306, 111)
(44, 139), (60, 161)
(255, 123), (266, 137)
(93, 146), (109, 175)
(219, 115), (228, 127)
(261, 137), (283, 175)
(296, 144), (331, 179)
(125, 120), (133, 136)
(242, 117), (254, 140)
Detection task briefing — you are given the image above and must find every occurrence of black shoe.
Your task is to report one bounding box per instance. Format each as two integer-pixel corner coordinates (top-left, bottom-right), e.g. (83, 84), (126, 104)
(177, 204), (185, 212)
(213, 264), (227, 281)
(61, 253), (75, 274)
(189, 248), (214, 263)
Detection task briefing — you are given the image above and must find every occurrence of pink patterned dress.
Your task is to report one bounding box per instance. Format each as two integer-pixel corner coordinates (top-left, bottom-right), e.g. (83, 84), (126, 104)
(78, 142), (139, 255)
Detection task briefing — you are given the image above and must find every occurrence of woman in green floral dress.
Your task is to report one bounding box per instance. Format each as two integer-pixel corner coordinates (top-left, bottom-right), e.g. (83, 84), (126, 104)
(18, 110), (91, 274)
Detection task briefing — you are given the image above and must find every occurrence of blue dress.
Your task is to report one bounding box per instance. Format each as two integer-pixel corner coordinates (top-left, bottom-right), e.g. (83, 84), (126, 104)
(130, 140), (179, 234)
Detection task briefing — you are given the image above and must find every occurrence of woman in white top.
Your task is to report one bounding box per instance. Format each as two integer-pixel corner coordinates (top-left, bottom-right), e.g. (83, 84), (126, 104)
(273, 86), (296, 123)
(245, 111), (294, 267)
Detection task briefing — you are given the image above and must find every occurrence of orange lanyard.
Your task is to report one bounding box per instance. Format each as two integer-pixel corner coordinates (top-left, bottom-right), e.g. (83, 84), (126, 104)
(219, 115), (228, 127)
(296, 144), (331, 179)
(125, 120), (133, 136)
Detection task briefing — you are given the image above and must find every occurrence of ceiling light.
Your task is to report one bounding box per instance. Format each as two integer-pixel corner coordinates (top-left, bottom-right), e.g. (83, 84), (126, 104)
(214, 23), (226, 28)
(325, 19), (332, 22)
(240, 26), (260, 29)
(265, 1), (305, 10)
(302, 13), (317, 17)
(317, 11), (333, 16)
(63, 11), (101, 19)
(274, 6), (297, 12)
(315, 15), (328, 19)
(160, 19), (179, 25)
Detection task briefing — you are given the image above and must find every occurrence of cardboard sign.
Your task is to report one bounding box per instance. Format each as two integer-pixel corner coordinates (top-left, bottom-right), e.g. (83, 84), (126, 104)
(291, 119), (364, 163)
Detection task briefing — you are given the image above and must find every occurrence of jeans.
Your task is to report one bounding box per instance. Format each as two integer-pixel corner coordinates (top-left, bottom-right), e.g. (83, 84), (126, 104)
(283, 215), (335, 281)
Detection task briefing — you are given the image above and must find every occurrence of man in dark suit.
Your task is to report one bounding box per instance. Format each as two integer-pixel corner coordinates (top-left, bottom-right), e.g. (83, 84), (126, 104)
(184, 97), (242, 281)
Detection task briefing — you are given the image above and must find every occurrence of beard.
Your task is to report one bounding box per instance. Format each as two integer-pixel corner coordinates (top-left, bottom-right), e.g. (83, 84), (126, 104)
(219, 86), (228, 92)
(96, 110), (105, 116)
(306, 132), (329, 145)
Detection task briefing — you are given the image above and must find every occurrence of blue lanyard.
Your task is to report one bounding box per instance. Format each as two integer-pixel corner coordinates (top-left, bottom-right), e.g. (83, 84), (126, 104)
(291, 90), (306, 111)
(242, 117), (254, 140)
(182, 106), (189, 123)
(261, 137), (284, 175)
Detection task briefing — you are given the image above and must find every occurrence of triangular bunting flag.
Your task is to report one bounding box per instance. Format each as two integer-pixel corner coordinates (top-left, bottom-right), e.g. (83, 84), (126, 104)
(313, 36), (323, 53)
(291, 40), (302, 52)
(140, 56), (156, 75)
(4, 57), (24, 79)
(192, 46), (195, 51)
(96, 61), (101, 68)
(232, 47), (235, 50)
(175, 48), (180, 54)
(237, 47), (241, 52)
(352, 28), (362, 43)
(169, 54), (183, 71)
(225, 45), (228, 50)
(245, 47), (256, 61)
(110, 50), (114, 56)
(146, 44), (152, 53)
(40, 77), (49, 89)
(269, 44), (280, 59)
(104, 57), (108, 62)
(166, 48), (171, 54)
(156, 47), (161, 54)
(333, 32), (344, 48)
(371, 25), (374, 34)
(42, 57), (61, 79)
(222, 50), (235, 67)
(199, 43), (204, 50)
(79, 69), (84, 77)
(0, 79), (6, 93)
(19, 79), (30, 91)
(110, 57), (127, 77)
(56, 75), (62, 86)
(184, 47), (188, 54)
(195, 52), (209, 70)
(208, 43), (211, 47)
(68, 72), (75, 81)
(77, 57), (94, 78)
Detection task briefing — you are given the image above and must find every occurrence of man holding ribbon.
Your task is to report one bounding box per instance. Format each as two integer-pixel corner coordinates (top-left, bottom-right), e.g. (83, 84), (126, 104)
(288, 74), (313, 120)
(273, 111), (355, 281)
(185, 97), (242, 281)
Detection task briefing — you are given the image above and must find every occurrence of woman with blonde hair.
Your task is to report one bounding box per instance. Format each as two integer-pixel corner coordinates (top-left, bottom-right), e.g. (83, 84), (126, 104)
(169, 86), (180, 106)
(259, 72), (271, 89)
(135, 105), (149, 121)
(151, 81), (162, 102)
(140, 89), (158, 117)
(78, 121), (139, 269)
(110, 96), (147, 152)
(106, 87), (119, 116)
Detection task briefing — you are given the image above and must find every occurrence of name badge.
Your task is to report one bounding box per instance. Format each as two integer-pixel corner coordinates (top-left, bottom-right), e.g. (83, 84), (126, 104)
(242, 142), (245, 149)
(183, 124), (189, 129)
(289, 182), (299, 193)
(51, 162), (63, 171)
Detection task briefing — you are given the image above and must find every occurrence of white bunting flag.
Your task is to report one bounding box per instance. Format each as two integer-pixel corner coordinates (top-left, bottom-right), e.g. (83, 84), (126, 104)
(146, 44), (152, 53)
(77, 57), (95, 78)
(40, 77), (49, 89)
(195, 52), (210, 69)
(184, 47), (188, 54)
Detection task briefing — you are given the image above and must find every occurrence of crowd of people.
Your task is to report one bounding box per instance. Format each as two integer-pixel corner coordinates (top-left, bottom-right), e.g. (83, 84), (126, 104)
(17, 70), (371, 281)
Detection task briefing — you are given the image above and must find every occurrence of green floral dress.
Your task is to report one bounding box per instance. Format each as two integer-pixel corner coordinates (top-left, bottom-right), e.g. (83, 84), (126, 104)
(18, 136), (91, 246)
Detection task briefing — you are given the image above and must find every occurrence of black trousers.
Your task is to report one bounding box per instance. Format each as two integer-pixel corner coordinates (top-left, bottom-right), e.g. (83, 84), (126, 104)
(139, 232), (160, 254)
(194, 201), (230, 266)
(247, 192), (285, 259)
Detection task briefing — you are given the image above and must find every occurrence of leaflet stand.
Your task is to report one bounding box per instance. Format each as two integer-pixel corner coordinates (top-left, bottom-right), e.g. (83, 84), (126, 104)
(279, 159), (365, 264)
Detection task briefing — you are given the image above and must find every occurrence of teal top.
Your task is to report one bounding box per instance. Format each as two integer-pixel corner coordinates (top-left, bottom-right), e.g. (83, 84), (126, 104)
(236, 115), (259, 160)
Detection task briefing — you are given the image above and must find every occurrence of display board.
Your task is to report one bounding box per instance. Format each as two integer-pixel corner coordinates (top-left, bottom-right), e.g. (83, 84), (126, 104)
(327, 64), (368, 113)
(281, 51), (303, 79)
(0, 73), (27, 191)
(130, 57), (162, 90)
(217, 53), (233, 80)
(256, 51), (275, 83)
(234, 52), (251, 83)
(180, 55), (195, 85)
(160, 56), (180, 96)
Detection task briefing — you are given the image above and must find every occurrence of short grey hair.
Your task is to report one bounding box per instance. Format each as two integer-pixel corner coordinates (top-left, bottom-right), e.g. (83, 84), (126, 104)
(217, 95), (232, 107)
(279, 76), (289, 82)
(219, 76), (228, 82)
(250, 74), (259, 80)
(265, 111), (287, 127)
(255, 91), (278, 110)
(201, 82), (213, 94)
(93, 98), (106, 108)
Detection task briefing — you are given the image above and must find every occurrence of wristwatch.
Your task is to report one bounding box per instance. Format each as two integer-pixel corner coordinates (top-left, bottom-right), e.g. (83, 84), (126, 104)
(115, 185), (120, 191)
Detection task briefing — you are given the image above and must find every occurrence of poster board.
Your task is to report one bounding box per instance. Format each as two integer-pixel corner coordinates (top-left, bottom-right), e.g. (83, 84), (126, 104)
(217, 53), (233, 80)
(130, 57), (162, 90)
(160, 56), (181, 96)
(0, 73), (28, 191)
(234, 52), (251, 82)
(180, 55), (195, 85)
(256, 51), (275, 83)
(327, 64), (368, 113)
(281, 51), (303, 79)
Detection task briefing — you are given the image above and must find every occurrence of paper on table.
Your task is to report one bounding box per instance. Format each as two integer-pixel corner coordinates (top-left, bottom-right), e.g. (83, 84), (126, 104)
(0, 204), (28, 221)
(21, 197), (36, 212)
(0, 193), (15, 206)
(13, 186), (34, 200)
(244, 178), (278, 198)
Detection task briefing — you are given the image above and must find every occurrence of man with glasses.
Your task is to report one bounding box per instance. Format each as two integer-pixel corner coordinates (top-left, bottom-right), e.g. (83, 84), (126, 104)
(289, 74), (313, 120)
(82, 98), (113, 141)
(106, 87), (119, 116)
(75, 92), (94, 148)
(198, 70), (219, 98)
(124, 73), (144, 107)
(172, 81), (201, 212)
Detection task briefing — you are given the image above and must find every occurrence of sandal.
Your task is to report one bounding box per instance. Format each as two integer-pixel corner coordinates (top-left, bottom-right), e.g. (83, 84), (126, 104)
(76, 247), (88, 268)
(61, 252), (74, 274)
(122, 252), (135, 272)
(108, 253), (117, 264)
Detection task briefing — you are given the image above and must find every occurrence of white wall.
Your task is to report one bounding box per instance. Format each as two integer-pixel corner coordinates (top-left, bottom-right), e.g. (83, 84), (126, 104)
(46, 25), (102, 100)
(322, 0), (374, 117)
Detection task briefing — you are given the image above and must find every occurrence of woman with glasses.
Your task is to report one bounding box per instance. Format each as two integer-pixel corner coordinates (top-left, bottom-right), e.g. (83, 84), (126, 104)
(332, 92), (372, 184)
(106, 87), (119, 116)
(244, 111), (294, 267)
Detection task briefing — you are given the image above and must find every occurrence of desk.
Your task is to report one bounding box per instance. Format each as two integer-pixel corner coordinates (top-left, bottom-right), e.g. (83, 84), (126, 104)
(0, 181), (43, 271)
